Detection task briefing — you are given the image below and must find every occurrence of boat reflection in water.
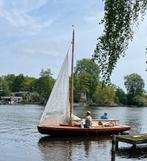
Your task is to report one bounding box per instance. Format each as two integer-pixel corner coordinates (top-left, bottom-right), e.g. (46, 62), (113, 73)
(38, 136), (112, 161)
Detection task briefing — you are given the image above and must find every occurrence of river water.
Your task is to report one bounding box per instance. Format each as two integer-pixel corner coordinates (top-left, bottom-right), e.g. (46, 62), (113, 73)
(0, 105), (147, 161)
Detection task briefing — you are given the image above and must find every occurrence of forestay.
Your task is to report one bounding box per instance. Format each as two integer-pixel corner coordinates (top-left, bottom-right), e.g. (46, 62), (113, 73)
(39, 53), (70, 126)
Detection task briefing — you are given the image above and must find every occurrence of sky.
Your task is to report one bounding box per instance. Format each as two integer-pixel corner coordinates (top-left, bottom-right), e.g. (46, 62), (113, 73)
(0, 0), (146, 91)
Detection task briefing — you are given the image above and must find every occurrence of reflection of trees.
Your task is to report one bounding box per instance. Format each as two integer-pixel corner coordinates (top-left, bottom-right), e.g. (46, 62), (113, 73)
(123, 107), (144, 134)
(38, 136), (112, 161)
(116, 146), (147, 159)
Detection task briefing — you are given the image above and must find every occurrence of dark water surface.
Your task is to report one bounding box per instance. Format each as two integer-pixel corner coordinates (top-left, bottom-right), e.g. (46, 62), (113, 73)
(0, 105), (147, 161)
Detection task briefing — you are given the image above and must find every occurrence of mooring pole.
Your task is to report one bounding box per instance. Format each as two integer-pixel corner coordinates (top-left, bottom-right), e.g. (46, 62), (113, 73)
(111, 135), (116, 161)
(112, 135), (116, 152)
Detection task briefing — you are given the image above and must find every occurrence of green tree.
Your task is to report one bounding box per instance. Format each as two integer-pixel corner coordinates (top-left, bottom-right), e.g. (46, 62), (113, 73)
(74, 59), (100, 102)
(23, 76), (36, 92)
(115, 87), (127, 105)
(93, 0), (147, 82)
(0, 77), (10, 96)
(40, 68), (52, 77)
(74, 76), (81, 102)
(143, 94), (147, 106)
(33, 69), (55, 104)
(124, 73), (145, 106)
(93, 83), (116, 106)
(75, 59), (100, 81)
(30, 91), (40, 103)
(4, 74), (16, 91)
(12, 74), (25, 92)
(4, 74), (35, 93)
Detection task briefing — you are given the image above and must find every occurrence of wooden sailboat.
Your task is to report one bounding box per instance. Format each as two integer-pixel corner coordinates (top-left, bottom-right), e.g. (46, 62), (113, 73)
(37, 30), (130, 136)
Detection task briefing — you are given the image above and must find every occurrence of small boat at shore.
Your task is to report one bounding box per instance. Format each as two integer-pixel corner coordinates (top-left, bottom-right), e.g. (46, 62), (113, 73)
(37, 29), (130, 136)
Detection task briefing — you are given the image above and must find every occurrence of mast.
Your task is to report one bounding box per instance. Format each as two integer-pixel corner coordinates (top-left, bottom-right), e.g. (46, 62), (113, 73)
(69, 28), (75, 124)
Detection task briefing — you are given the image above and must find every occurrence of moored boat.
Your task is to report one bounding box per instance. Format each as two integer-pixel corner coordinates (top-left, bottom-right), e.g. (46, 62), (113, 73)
(38, 125), (130, 136)
(37, 29), (131, 136)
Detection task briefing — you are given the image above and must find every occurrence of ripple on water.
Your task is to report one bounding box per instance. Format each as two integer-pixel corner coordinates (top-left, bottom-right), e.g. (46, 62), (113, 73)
(0, 105), (147, 161)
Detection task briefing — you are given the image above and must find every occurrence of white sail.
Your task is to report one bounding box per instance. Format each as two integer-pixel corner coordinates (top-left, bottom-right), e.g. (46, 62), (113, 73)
(39, 53), (70, 126)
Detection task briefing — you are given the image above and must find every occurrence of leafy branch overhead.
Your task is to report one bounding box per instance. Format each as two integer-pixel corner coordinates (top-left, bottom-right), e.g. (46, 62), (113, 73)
(93, 0), (147, 83)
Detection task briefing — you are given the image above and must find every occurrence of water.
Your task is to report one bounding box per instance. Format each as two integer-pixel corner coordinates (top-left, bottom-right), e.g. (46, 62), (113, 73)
(0, 105), (147, 161)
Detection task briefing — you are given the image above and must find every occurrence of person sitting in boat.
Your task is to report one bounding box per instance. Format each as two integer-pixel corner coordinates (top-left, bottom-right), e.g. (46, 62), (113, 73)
(99, 112), (109, 126)
(100, 112), (108, 119)
(84, 111), (92, 128)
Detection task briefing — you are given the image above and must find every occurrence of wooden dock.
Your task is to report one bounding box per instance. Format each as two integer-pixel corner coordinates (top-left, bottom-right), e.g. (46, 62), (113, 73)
(112, 133), (147, 151)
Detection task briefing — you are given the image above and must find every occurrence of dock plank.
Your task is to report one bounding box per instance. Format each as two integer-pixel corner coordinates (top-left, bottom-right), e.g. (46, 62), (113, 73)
(116, 133), (147, 144)
(112, 133), (147, 151)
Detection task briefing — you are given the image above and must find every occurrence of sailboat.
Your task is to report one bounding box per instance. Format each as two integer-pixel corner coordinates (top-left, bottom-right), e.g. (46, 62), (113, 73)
(37, 30), (130, 136)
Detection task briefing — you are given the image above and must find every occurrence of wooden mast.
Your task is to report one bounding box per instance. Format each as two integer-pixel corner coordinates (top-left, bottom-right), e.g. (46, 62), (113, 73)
(69, 27), (75, 125)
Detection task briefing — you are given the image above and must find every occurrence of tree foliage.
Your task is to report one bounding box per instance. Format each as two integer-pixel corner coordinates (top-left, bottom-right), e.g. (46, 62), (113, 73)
(93, 83), (116, 106)
(124, 73), (145, 106)
(75, 59), (100, 81)
(93, 0), (147, 82)
(115, 87), (127, 105)
(4, 74), (16, 91)
(33, 69), (55, 104)
(12, 74), (25, 92)
(74, 59), (100, 101)
(40, 68), (52, 77)
(0, 77), (10, 96)
(124, 73), (145, 96)
(0, 69), (55, 104)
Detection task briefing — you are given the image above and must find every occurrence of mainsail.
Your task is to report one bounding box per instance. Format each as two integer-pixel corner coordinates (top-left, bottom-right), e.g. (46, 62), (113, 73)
(39, 53), (70, 126)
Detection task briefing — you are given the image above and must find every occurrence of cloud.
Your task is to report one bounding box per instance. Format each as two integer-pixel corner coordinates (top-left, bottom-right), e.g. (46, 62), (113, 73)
(22, 48), (59, 57)
(0, 0), (49, 14)
(83, 11), (104, 23)
(0, 0), (54, 35)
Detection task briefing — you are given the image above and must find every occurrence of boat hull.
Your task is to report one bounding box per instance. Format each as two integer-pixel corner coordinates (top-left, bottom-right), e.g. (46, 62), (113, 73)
(37, 125), (130, 136)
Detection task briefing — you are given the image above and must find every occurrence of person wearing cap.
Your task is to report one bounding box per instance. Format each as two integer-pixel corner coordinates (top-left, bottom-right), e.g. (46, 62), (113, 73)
(84, 111), (92, 128)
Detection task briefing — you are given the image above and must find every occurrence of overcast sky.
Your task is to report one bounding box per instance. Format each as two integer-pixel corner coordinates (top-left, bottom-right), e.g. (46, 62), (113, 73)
(0, 0), (146, 91)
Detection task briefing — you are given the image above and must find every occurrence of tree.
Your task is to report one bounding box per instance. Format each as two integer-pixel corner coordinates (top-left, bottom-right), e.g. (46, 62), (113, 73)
(12, 74), (25, 92)
(75, 59), (100, 81)
(93, 0), (147, 82)
(124, 73), (145, 106)
(33, 69), (55, 104)
(23, 76), (36, 92)
(40, 68), (52, 77)
(93, 83), (116, 106)
(74, 59), (100, 101)
(74, 76), (81, 102)
(74, 72), (95, 102)
(115, 87), (127, 105)
(30, 91), (40, 103)
(143, 94), (147, 106)
(0, 77), (10, 97)
(4, 74), (16, 91)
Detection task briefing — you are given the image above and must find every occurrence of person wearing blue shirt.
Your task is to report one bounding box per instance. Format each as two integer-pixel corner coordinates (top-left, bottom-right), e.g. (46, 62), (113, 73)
(99, 112), (109, 126)
(100, 112), (108, 120)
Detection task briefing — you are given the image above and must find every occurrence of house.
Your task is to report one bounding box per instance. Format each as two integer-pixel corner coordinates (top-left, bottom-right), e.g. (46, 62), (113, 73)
(1, 96), (23, 104)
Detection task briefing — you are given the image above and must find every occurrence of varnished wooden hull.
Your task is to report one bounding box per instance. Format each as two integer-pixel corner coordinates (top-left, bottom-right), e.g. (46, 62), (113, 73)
(37, 125), (130, 136)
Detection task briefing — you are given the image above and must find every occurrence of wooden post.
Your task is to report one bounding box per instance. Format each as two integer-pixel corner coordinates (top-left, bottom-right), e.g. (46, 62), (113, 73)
(132, 144), (136, 148)
(111, 135), (116, 161)
(112, 135), (116, 152)
(111, 150), (116, 161)
(116, 140), (118, 150)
